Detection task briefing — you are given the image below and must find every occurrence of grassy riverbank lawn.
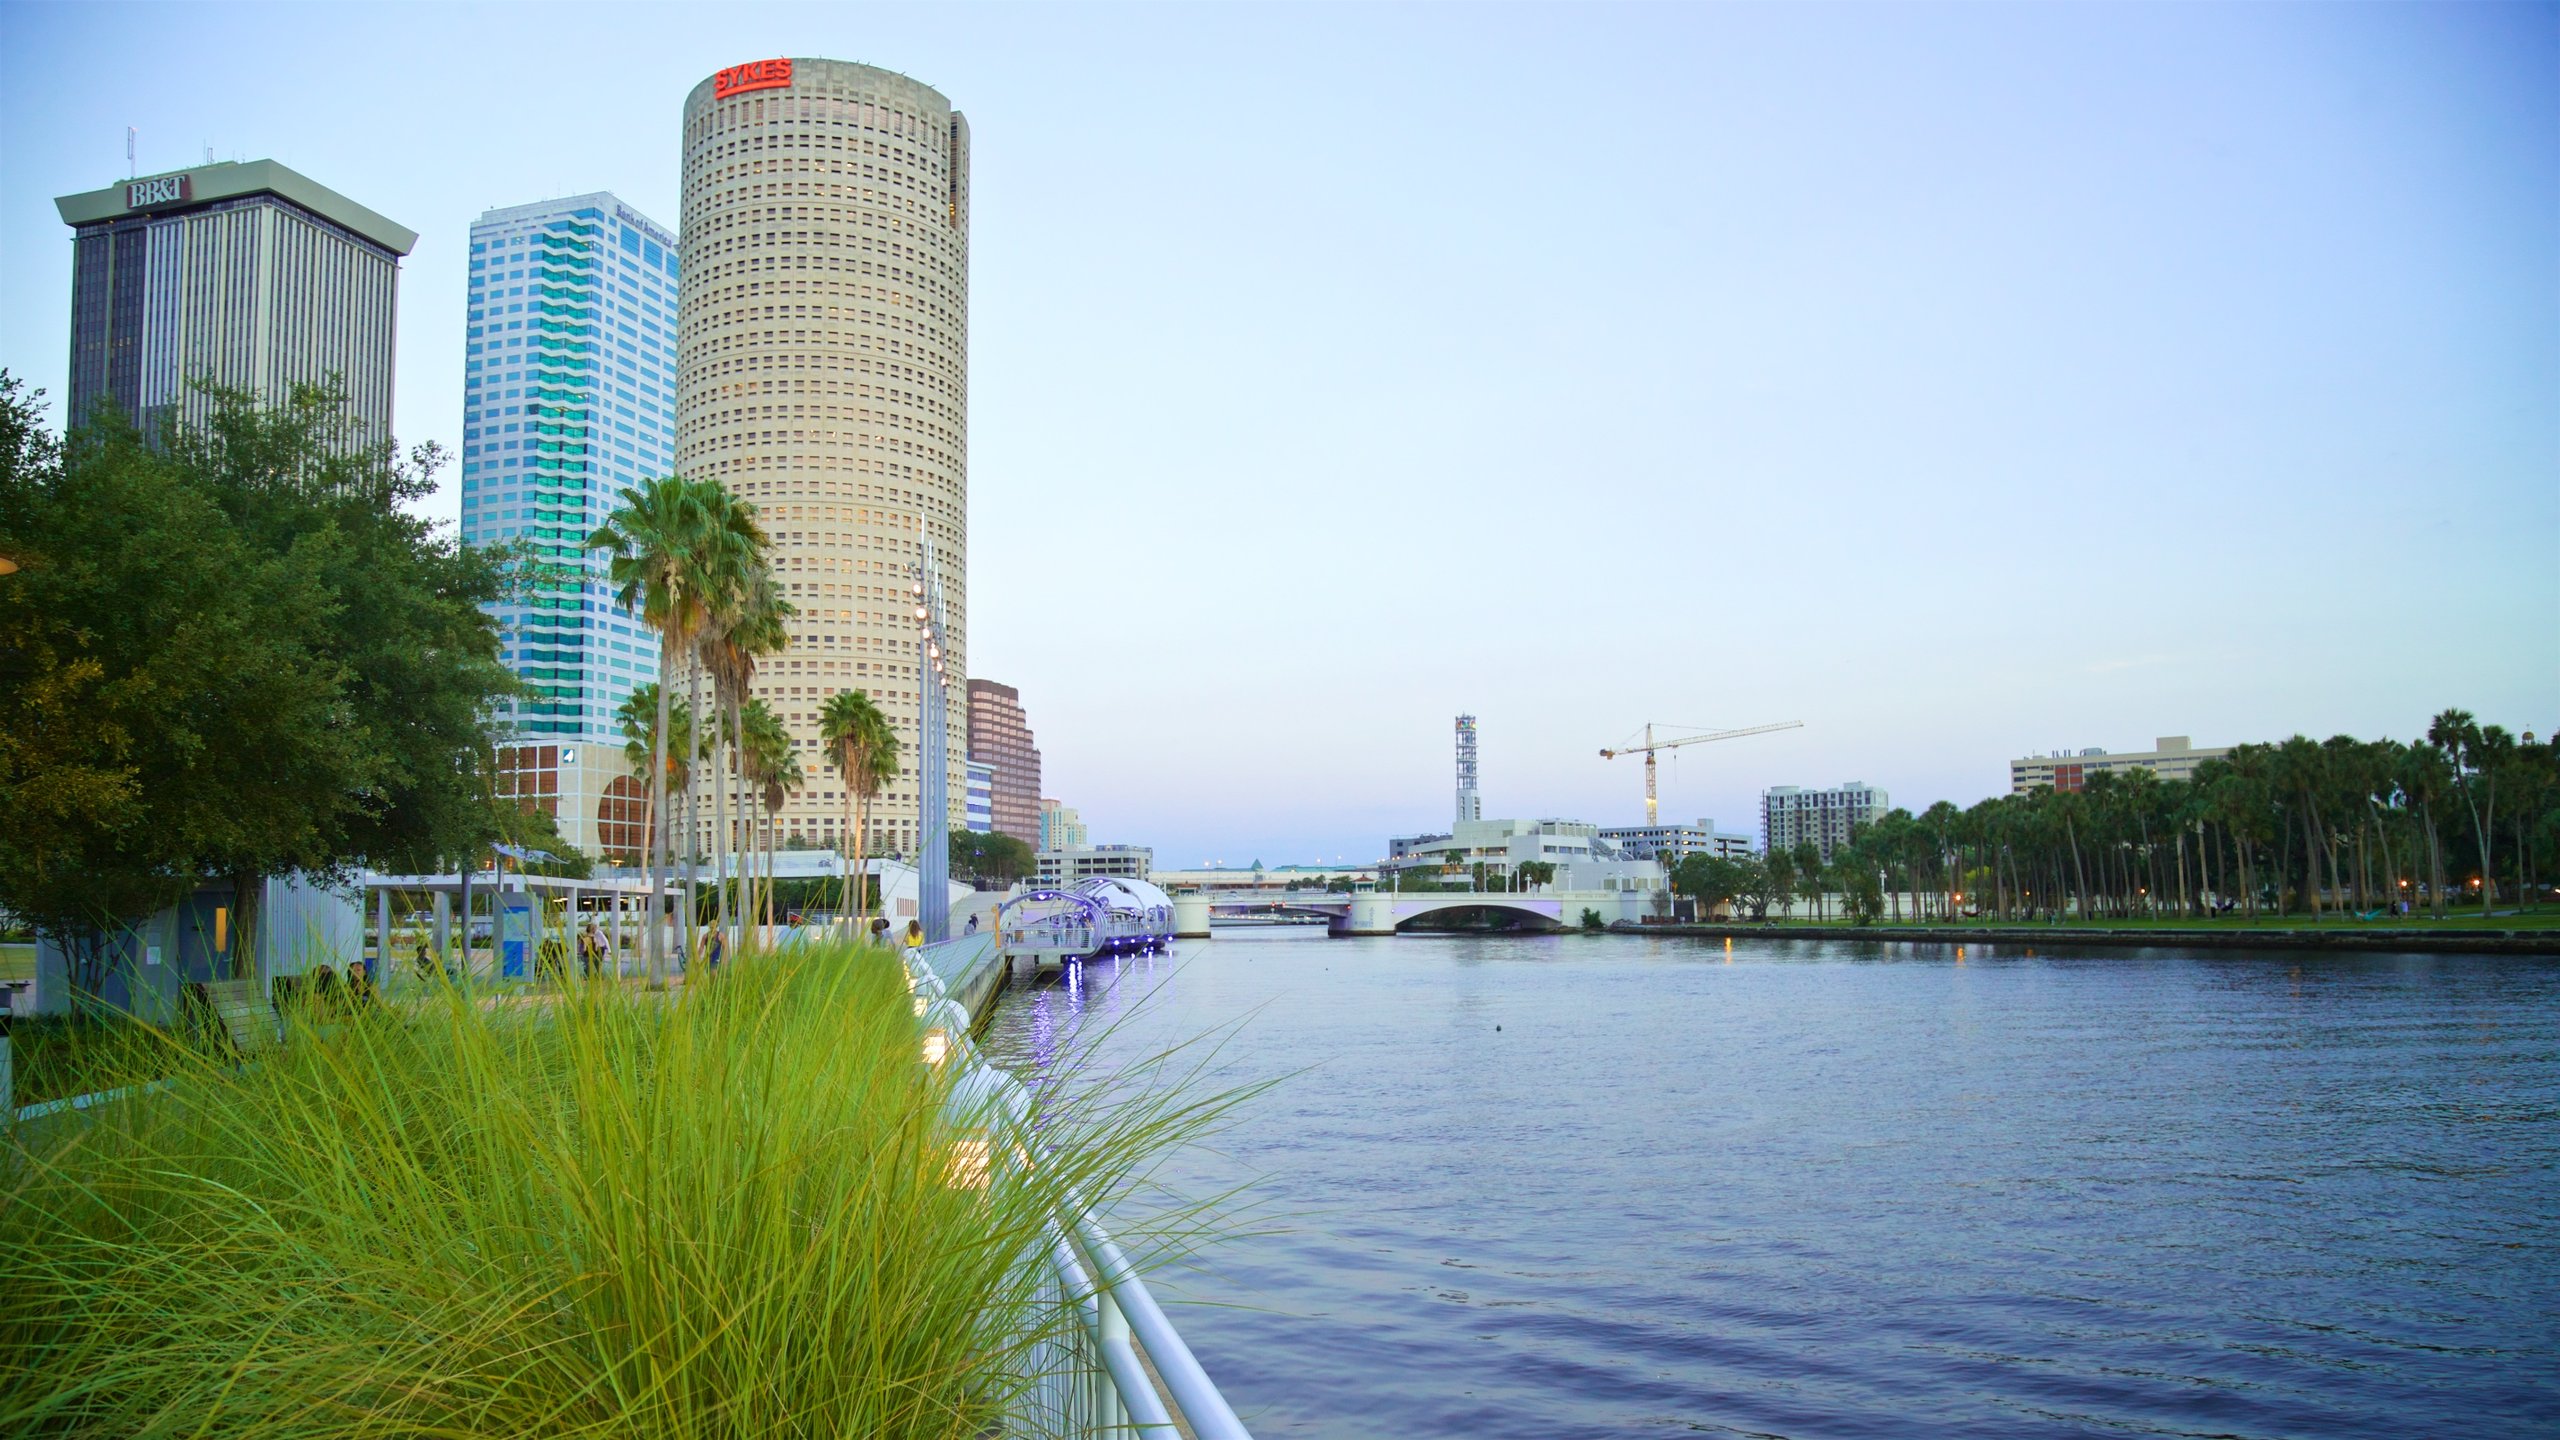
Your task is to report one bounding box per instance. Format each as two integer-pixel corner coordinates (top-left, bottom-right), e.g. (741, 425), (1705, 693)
(1713, 910), (2560, 932)
(1, 940), (1223, 1439)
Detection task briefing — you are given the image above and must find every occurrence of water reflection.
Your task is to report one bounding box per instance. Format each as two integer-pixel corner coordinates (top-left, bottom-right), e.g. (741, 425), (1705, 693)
(977, 930), (2560, 1440)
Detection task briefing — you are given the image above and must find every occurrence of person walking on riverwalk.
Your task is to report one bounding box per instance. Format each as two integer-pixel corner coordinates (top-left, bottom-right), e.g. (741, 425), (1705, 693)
(904, 919), (925, 953)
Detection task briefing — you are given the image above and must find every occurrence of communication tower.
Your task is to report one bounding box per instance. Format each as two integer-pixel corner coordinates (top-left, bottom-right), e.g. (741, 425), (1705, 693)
(1455, 715), (1482, 826)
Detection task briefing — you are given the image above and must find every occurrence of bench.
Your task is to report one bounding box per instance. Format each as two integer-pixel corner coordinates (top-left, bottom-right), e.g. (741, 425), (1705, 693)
(185, 978), (281, 1057)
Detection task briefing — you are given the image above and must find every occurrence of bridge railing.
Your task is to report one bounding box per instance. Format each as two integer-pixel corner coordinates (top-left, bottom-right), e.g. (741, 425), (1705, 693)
(901, 949), (1253, 1438)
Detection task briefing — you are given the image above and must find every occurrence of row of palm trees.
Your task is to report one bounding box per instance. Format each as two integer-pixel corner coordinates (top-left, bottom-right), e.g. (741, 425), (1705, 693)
(585, 475), (903, 982)
(1676, 708), (2556, 924)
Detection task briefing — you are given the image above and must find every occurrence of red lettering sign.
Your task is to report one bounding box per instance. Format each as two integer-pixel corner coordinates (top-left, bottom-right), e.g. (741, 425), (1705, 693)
(714, 57), (794, 99)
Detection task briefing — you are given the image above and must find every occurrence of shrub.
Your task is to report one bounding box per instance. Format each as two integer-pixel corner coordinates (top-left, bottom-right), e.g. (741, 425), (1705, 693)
(1, 939), (1216, 1438)
(1579, 907), (1607, 932)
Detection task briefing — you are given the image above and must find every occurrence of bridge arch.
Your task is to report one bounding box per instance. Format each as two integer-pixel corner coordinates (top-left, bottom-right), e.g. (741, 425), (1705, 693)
(1387, 896), (1564, 934)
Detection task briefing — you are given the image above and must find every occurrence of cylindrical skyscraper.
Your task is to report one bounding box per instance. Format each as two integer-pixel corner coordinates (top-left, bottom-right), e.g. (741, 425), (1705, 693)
(677, 58), (970, 863)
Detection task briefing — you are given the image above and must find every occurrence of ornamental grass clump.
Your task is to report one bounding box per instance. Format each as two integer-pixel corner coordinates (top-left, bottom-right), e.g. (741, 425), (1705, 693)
(1, 939), (1223, 1438)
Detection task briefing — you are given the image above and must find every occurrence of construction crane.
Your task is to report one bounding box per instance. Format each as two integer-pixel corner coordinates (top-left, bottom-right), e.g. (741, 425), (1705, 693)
(1601, 721), (1803, 826)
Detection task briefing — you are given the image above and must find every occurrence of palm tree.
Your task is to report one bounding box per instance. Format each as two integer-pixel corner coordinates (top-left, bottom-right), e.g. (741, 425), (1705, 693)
(730, 573), (792, 949)
(589, 477), (713, 985)
(615, 684), (692, 874)
(743, 703), (804, 936)
(819, 688), (900, 930)
(738, 698), (792, 936)
(768, 752), (807, 932)
(1791, 842), (1823, 922)
(699, 542), (786, 956)
(2270, 735), (2334, 918)
(665, 483), (766, 963)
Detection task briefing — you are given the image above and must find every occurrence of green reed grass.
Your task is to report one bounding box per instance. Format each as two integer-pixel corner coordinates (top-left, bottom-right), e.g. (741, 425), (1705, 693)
(1, 939), (1242, 1438)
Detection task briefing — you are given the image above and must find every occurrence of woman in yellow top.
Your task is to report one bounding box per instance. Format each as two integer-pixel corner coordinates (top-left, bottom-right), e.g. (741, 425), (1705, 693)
(903, 920), (925, 950)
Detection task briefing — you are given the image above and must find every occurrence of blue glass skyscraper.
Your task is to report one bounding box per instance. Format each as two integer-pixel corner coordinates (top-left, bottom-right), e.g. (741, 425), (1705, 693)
(461, 194), (678, 862)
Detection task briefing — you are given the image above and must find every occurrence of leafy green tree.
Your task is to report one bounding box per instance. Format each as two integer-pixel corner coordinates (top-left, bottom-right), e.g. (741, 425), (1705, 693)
(0, 376), (515, 998)
(1670, 853), (1752, 918)
(1791, 842), (1824, 922)
(494, 802), (595, 879)
(1765, 846), (1796, 920)
(949, 830), (1035, 886)
(1842, 865), (1884, 924)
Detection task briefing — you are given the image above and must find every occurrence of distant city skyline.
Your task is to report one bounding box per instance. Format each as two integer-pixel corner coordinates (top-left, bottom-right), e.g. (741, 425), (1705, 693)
(4, 3), (2551, 865)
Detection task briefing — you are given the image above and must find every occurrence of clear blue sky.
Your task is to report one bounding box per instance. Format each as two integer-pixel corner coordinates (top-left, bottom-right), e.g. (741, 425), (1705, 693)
(4, 2), (2553, 866)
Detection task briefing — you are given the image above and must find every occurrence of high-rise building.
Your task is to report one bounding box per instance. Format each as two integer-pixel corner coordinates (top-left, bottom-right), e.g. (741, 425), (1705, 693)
(1038, 800), (1087, 853)
(677, 58), (970, 863)
(1761, 782), (1890, 862)
(54, 160), (416, 440)
(462, 196), (680, 864)
(1455, 714), (1482, 826)
(2010, 736), (2231, 794)
(964, 760), (994, 835)
(967, 679), (1041, 844)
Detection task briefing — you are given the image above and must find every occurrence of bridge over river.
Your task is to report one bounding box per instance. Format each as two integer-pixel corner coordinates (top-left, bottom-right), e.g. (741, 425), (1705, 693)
(1173, 888), (1652, 938)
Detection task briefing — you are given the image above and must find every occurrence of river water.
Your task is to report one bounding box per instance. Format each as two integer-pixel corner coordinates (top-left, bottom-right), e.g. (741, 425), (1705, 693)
(975, 929), (2559, 1439)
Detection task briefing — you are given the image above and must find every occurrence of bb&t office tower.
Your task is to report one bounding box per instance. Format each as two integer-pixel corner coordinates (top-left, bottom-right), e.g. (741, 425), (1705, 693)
(54, 160), (416, 444)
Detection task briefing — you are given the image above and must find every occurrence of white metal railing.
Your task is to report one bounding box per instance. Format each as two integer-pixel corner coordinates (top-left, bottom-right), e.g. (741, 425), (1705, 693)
(905, 945), (1251, 1439)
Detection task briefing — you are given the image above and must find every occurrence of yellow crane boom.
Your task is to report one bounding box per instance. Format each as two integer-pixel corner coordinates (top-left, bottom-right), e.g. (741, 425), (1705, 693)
(1600, 720), (1804, 826)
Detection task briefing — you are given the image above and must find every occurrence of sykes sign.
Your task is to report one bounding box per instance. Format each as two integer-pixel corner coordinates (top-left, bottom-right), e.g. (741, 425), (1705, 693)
(126, 174), (191, 209)
(715, 58), (793, 99)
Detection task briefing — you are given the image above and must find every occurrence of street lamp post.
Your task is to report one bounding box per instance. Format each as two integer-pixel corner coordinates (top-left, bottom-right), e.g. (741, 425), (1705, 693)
(912, 522), (954, 946)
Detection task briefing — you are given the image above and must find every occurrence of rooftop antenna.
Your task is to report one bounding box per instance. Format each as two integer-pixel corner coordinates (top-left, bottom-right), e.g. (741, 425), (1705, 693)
(126, 126), (136, 179)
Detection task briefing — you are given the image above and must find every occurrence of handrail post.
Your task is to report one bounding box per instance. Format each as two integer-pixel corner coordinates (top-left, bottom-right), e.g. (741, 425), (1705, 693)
(1099, 1282), (1132, 1439)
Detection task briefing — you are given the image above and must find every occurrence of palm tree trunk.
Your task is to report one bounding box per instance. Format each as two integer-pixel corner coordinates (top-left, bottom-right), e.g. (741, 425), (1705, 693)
(2515, 811), (2530, 911)
(2314, 799), (2334, 912)
(711, 702), (730, 960)
(683, 659), (707, 969)
(854, 781), (872, 935)
(2425, 806), (2445, 916)
(648, 645), (672, 986)
(729, 693), (747, 952)
(2064, 816), (2088, 921)
(2475, 780), (2498, 916)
